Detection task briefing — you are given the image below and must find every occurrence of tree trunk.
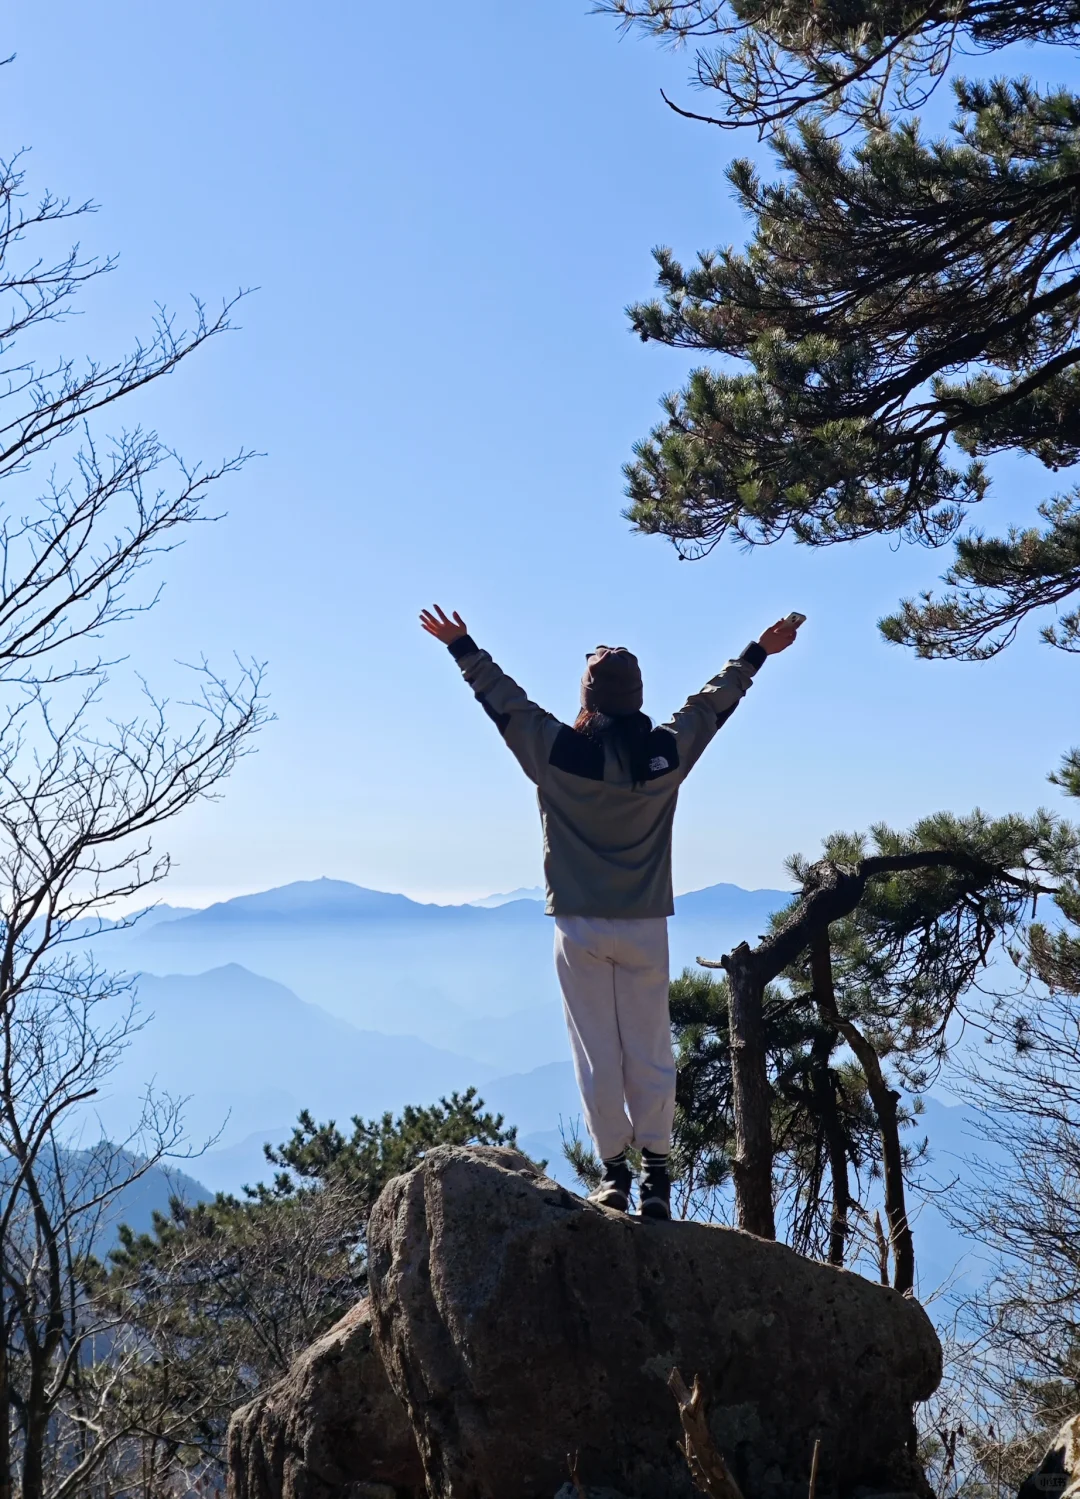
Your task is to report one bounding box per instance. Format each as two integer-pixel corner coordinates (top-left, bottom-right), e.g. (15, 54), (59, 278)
(21, 1374), (47, 1499)
(809, 1030), (851, 1266)
(0, 1308), (10, 1499)
(723, 944), (775, 1239)
(873, 1085), (915, 1296)
(810, 932), (915, 1295)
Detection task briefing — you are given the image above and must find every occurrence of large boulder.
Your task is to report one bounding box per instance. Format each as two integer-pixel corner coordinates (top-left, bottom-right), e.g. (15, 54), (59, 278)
(367, 1145), (942, 1499)
(1019, 1415), (1080, 1499)
(226, 1297), (423, 1499)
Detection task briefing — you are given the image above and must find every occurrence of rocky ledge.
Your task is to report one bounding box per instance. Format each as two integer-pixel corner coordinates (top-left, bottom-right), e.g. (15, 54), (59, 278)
(229, 1144), (942, 1499)
(225, 1297), (423, 1499)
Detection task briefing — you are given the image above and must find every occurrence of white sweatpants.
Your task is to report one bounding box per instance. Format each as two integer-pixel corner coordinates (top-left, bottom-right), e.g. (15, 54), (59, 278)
(554, 915), (675, 1161)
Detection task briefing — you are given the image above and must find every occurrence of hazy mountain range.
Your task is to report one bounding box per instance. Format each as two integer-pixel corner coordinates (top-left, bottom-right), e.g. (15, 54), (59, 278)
(76, 876), (786, 1196)
(468, 886), (546, 907)
(56, 876), (991, 1300)
(101, 877), (789, 1059)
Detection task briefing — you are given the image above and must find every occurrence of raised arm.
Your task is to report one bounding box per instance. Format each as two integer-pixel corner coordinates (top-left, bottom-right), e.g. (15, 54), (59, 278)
(420, 605), (562, 785)
(660, 618), (800, 776)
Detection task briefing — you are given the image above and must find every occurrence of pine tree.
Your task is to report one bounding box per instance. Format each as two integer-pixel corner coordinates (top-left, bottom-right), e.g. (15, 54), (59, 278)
(1026, 751), (1080, 989)
(684, 809), (1077, 1286)
(597, 3), (1080, 661)
(669, 968), (884, 1262)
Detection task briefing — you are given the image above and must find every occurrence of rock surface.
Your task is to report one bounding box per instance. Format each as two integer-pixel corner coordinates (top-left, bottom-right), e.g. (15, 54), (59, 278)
(367, 1145), (942, 1499)
(226, 1297), (423, 1499)
(1019, 1415), (1080, 1499)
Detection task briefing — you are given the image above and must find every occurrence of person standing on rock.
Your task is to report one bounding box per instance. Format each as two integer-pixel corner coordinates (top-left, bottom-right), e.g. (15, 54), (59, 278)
(419, 604), (800, 1220)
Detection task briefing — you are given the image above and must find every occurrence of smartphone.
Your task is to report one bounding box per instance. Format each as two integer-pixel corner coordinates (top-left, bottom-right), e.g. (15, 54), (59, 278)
(785, 612), (807, 628)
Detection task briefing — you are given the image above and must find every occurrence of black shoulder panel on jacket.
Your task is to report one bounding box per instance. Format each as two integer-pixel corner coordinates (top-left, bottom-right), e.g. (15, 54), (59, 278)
(548, 725), (605, 781)
(642, 727), (680, 781)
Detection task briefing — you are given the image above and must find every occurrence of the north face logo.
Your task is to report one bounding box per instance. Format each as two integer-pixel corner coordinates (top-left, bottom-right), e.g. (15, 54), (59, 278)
(649, 755), (669, 773)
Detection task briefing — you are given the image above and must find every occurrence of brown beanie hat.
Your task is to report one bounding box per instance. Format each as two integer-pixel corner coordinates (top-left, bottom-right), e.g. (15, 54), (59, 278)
(580, 645), (643, 716)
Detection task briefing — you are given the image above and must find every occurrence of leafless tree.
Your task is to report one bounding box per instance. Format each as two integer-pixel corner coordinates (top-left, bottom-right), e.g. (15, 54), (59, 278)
(943, 984), (1080, 1459)
(0, 140), (267, 1498)
(92, 1175), (366, 1498)
(0, 666), (264, 1499)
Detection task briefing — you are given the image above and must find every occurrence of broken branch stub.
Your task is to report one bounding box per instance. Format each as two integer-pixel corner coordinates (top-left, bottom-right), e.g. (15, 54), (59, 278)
(668, 1367), (745, 1499)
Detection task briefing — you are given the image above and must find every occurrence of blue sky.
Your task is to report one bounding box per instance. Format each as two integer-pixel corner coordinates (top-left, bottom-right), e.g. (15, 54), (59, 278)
(3, 2), (1076, 906)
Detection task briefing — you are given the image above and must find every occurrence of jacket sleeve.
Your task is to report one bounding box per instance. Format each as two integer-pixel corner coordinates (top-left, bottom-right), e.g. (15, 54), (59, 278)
(447, 635), (563, 785)
(659, 640), (768, 778)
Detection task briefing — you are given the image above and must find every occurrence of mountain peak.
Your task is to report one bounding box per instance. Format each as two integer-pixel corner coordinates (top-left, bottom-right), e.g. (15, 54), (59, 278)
(469, 886), (545, 909)
(168, 879), (426, 926)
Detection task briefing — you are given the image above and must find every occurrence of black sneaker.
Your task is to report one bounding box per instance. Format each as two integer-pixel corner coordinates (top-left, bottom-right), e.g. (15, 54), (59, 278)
(639, 1151), (671, 1221)
(587, 1153), (633, 1212)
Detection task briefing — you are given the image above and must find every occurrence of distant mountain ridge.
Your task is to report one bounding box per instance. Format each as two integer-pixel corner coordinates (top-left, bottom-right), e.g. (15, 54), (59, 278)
(151, 878), (447, 926)
(63, 876), (990, 1303)
(10, 1144), (211, 1252)
(141, 875), (791, 933)
(469, 886), (545, 908)
(73, 878), (794, 1198)
(85, 876), (793, 1073)
(93, 963), (496, 1152)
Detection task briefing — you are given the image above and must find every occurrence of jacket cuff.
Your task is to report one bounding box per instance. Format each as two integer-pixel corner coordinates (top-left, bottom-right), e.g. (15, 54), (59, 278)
(740, 640), (767, 674)
(448, 634), (480, 662)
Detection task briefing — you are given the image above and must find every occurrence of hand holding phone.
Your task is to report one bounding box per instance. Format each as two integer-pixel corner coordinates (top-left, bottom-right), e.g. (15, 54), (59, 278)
(758, 614), (805, 655)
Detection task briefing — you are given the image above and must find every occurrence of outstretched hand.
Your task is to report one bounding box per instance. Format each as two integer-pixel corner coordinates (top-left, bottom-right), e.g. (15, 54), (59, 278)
(758, 618), (800, 655)
(420, 605), (468, 646)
